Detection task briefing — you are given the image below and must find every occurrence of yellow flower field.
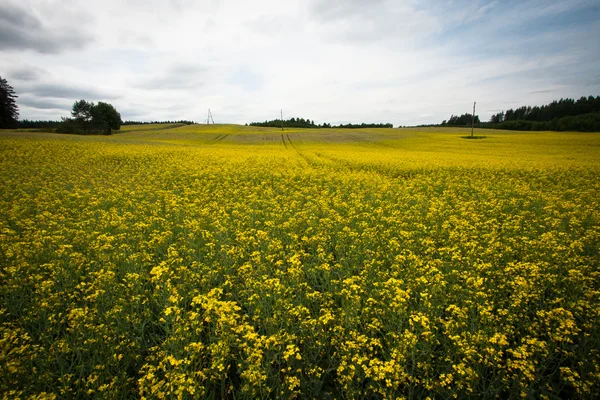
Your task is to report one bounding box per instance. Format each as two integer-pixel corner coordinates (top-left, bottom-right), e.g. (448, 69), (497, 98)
(1, 125), (599, 399)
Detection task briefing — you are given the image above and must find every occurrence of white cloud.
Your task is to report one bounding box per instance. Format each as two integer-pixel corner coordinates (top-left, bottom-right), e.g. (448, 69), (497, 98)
(1, 0), (599, 124)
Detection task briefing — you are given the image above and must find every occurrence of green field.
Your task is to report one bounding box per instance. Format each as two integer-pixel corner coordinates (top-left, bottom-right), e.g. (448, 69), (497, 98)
(1, 125), (599, 398)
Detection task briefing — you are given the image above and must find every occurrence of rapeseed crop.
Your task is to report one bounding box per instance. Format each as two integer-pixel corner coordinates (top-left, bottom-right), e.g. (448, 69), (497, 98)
(1, 126), (599, 398)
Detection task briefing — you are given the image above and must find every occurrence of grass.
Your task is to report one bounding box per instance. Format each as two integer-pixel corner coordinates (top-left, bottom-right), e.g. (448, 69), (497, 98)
(1, 125), (599, 398)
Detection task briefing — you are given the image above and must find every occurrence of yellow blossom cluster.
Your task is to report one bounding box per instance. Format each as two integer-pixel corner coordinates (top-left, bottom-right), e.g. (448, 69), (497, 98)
(1, 125), (599, 398)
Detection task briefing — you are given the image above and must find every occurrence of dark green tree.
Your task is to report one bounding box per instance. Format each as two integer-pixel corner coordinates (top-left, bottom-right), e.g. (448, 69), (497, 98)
(72, 99), (93, 121)
(0, 76), (19, 129)
(92, 102), (122, 133)
(71, 99), (94, 132)
(58, 100), (122, 134)
(445, 113), (479, 126)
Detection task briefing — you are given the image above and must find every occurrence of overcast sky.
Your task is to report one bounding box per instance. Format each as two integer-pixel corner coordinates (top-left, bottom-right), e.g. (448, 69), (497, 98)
(1, 0), (599, 125)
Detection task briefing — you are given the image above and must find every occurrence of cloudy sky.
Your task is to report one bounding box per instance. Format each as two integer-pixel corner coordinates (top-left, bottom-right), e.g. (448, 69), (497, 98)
(1, 0), (599, 125)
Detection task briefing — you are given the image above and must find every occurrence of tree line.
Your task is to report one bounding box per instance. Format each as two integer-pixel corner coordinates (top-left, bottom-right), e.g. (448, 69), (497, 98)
(18, 120), (60, 130)
(1, 77), (124, 134)
(335, 122), (394, 129)
(441, 114), (480, 126)
(249, 117), (392, 129)
(2, 73), (191, 133)
(440, 96), (600, 132)
(249, 117), (318, 128)
(484, 113), (600, 132)
(18, 119), (196, 129)
(122, 120), (195, 125)
(490, 96), (600, 123)
(484, 96), (600, 132)
(56, 100), (122, 134)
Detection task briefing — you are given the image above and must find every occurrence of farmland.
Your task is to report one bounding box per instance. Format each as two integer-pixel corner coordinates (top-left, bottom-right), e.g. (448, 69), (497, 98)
(1, 125), (599, 398)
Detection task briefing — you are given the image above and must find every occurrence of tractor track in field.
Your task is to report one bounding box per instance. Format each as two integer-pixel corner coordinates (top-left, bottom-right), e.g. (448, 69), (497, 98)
(285, 133), (298, 150)
(281, 134), (288, 149)
(295, 151), (321, 169)
(209, 134), (229, 144)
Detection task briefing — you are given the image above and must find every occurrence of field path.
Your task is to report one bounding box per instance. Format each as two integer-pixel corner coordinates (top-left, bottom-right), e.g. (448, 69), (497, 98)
(209, 134), (229, 144)
(285, 133), (298, 150)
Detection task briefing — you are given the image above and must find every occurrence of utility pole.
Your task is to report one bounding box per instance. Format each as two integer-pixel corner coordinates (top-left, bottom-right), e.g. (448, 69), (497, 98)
(471, 102), (476, 137)
(281, 109), (284, 131)
(207, 109), (214, 124)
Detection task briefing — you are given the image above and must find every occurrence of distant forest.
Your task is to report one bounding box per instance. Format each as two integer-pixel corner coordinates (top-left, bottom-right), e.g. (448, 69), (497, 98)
(441, 114), (481, 126)
(17, 120), (196, 129)
(18, 120), (61, 130)
(441, 96), (600, 132)
(249, 118), (393, 129)
(122, 120), (195, 126)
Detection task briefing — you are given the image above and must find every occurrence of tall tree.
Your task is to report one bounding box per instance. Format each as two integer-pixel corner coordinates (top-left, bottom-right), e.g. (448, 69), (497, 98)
(0, 76), (19, 129)
(91, 101), (122, 133)
(72, 99), (94, 122)
(58, 100), (122, 134)
(71, 99), (94, 133)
